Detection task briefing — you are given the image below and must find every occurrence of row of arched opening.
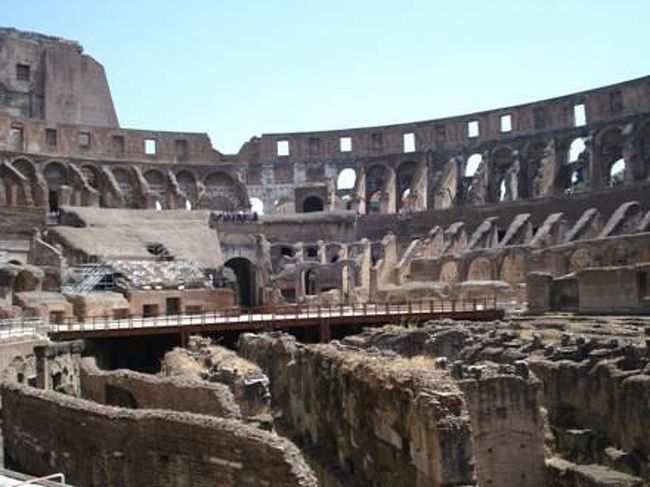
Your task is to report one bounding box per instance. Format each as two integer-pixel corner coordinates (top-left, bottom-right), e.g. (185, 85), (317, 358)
(333, 161), (423, 214)
(3, 158), (246, 212)
(461, 124), (638, 204)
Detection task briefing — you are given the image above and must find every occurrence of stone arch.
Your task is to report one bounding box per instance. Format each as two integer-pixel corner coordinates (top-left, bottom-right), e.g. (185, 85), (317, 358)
(597, 126), (624, 187)
(336, 167), (357, 210)
(11, 157), (37, 179)
(175, 170), (198, 206)
(439, 260), (459, 284)
(500, 252), (527, 284)
(396, 160), (418, 210)
(0, 161), (30, 207)
(560, 137), (589, 193)
(144, 169), (167, 208)
(13, 267), (40, 293)
(467, 257), (494, 281)
(224, 257), (256, 308)
(365, 163), (395, 214)
(200, 172), (241, 211)
(112, 167), (139, 208)
(302, 195), (324, 213)
(11, 157), (43, 207)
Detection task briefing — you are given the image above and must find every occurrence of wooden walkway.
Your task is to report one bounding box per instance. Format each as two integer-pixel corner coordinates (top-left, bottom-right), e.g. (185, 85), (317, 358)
(47, 299), (505, 344)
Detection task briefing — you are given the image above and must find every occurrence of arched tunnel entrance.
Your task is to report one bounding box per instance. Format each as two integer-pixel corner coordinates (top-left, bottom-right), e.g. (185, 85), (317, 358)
(224, 257), (256, 309)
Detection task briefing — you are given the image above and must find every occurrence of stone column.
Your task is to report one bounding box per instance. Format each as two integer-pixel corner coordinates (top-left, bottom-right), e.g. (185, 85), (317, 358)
(587, 132), (602, 189)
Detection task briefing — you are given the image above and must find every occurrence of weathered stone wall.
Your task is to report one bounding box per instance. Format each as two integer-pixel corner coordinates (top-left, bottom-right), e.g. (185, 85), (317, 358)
(577, 266), (646, 314)
(530, 357), (650, 475)
(127, 288), (235, 317)
(2, 39), (649, 217)
(1, 380), (317, 486)
(341, 323), (548, 487)
(458, 376), (546, 487)
(238, 333), (475, 486)
(546, 457), (644, 487)
(161, 336), (271, 421)
(79, 357), (242, 420)
(0, 27), (118, 127)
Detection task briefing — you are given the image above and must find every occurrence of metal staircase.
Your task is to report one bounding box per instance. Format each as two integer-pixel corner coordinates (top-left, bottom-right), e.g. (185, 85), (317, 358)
(65, 261), (113, 294)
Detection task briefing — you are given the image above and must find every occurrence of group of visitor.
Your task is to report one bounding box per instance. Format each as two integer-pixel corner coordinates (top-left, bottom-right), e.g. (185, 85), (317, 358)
(211, 211), (259, 223)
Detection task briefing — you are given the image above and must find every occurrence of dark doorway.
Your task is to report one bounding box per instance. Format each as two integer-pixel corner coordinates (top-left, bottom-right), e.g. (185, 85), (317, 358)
(48, 190), (59, 212)
(304, 269), (316, 295)
(225, 258), (255, 309)
(302, 195), (324, 213)
(142, 304), (159, 317)
(166, 297), (181, 315)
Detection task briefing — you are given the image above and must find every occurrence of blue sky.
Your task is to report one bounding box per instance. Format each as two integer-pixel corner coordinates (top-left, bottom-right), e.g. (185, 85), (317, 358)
(5, 1), (650, 153)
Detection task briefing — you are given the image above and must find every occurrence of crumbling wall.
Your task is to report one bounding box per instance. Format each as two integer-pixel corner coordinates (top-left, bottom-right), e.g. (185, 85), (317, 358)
(1, 381), (317, 486)
(341, 323), (547, 487)
(458, 375), (547, 487)
(530, 357), (650, 475)
(161, 336), (271, 421)
(238, 333), (475, 486)
(79, 357), (242, 420)
(546, 458), (644, 487)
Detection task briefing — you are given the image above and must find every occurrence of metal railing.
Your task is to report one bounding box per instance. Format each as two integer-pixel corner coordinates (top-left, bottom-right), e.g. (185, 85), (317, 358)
(0, 316), (48, 339)
(0, 298), (503, 338)
(40, 297), (501, 335)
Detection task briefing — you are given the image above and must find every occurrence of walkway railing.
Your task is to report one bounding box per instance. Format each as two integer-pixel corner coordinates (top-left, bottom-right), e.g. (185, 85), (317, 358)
(38, 297), (500, 334)
(0, 298), (504, 340)
(0, 316), (47, 339)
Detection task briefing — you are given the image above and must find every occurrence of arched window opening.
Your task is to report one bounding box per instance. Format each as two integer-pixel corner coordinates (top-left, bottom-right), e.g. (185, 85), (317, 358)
(250, 197), (264, 215)
(465, 154), (482, 177)
(609, 158), (625, 186)
(201, 172), (238, 211)
(155, 200), (162, 211)
(185, 199), (192, 211)
(337, 168), (356, 190)
(302, 195), (324, 213)
(568, 138), (586, 163)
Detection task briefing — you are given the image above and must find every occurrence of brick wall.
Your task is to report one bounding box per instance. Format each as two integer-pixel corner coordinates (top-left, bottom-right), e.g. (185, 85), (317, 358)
(1, 381), (317, 486)
(79, 357), (242, 420)
(238, 333), (474, 486)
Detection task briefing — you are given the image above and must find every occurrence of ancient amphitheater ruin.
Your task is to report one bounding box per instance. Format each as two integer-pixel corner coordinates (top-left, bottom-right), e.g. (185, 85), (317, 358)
(0, 26), (649, 486)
